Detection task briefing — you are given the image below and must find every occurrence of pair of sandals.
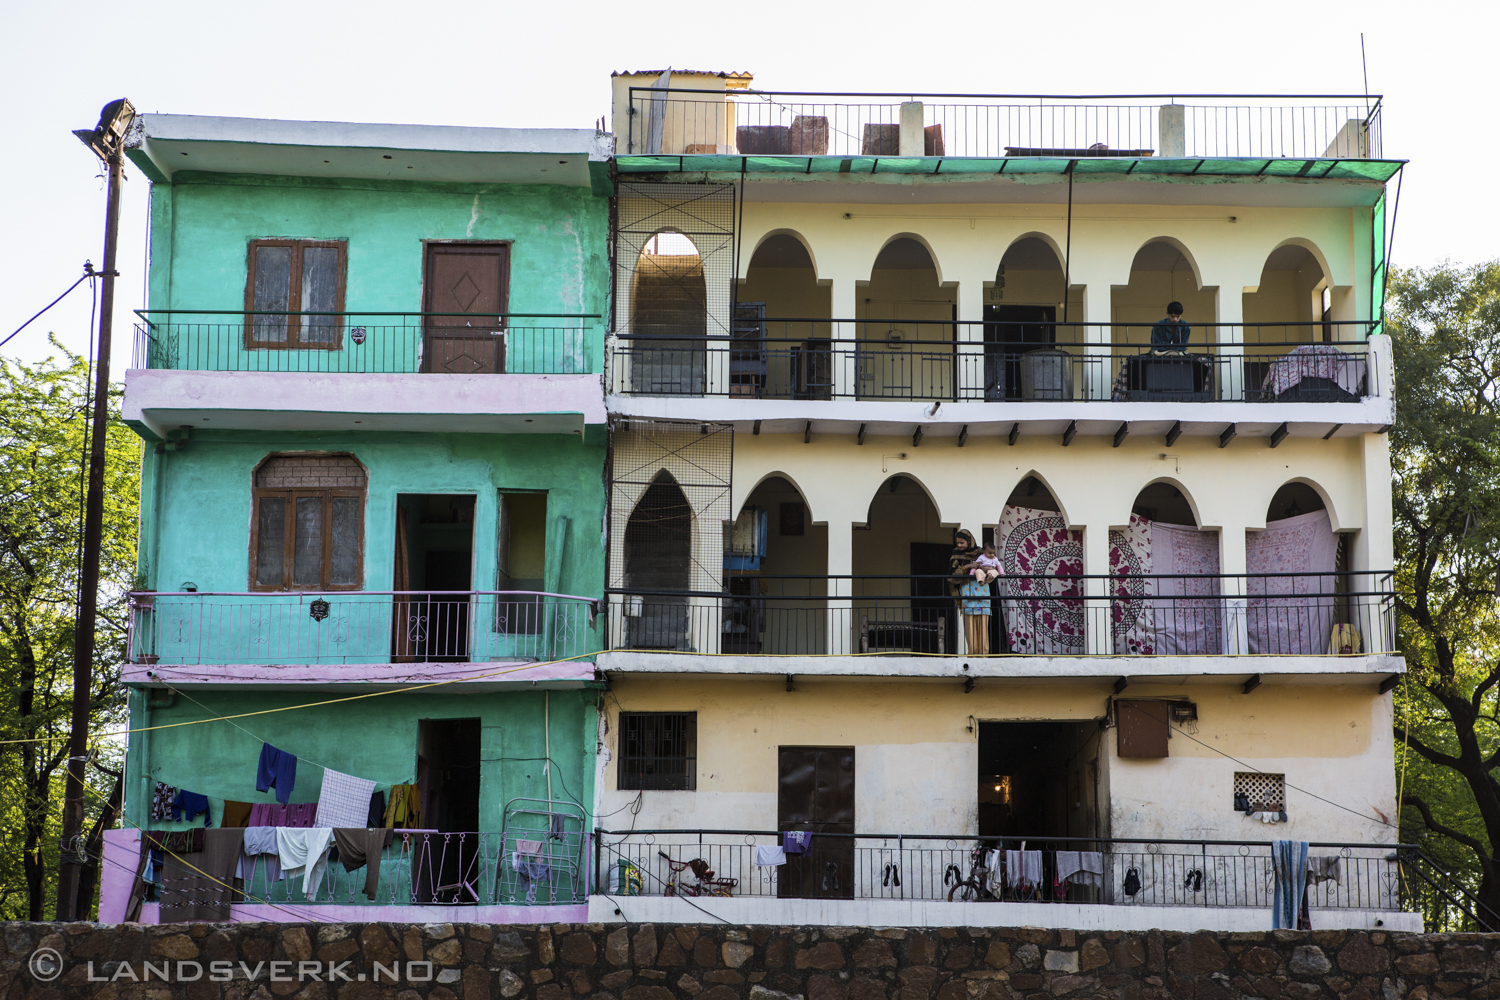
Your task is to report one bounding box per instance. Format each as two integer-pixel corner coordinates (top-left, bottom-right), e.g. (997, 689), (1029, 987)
(1183, 868), (1204, 892)
(883, 862), (902, 888)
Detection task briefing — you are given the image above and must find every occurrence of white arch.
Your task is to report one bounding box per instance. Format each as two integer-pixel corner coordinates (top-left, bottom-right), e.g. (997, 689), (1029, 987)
(998, 231), (1067, 272)
(1131, 476), (1205, 529)
(863, 472), (948, 526)
(1003, 469), (1071, 526)
(745, 229), (821, 280)
(866, 232), (947, 286)
(1127, 235), (1206, 290)
(737, 470), (818, 523)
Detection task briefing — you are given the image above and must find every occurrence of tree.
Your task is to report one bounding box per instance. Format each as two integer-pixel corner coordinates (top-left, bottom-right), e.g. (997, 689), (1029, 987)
(1388, 262), (1500, 926)
(0, 340), (137, 919)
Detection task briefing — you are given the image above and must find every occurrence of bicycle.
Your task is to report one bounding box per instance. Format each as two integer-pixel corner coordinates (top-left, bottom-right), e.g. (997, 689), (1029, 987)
(946, 845), (999, 902)
(659, 851), (738, 897)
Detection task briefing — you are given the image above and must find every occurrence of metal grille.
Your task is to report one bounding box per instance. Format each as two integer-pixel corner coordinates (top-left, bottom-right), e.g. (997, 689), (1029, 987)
(1234, 772), (1286, 810)
(619, 712), (697, 790)
(613, 182), (736, 395)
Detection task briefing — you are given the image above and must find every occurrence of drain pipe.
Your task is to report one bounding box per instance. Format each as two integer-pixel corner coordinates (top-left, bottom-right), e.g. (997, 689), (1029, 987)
(545, 690), (553, 804)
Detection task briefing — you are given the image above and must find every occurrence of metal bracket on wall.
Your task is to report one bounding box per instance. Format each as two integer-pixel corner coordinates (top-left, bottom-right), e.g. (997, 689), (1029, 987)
(912, 426), (923, 448)
(1114, 677), (1129, 694)
(785, 674), (795, 692)
(752, 420), (761, 436)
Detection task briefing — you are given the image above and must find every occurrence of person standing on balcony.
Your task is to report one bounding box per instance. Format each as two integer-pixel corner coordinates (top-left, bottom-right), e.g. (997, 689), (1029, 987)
(950, 529), (991, 655)
(1151, 302), (1191, 351)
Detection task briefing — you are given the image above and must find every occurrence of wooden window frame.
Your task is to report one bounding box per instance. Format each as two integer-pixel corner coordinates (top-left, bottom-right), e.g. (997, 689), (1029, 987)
(249, 487), (366, 592)
(244, 239), (348, 350)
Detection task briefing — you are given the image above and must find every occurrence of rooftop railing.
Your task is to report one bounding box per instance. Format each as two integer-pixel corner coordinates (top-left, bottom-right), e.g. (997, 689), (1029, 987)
(609, 321), (1378, 403)
(132, 311), (600, 374)
(606, 572), (1395, 657)
(127, 591), (600, 666)
(595, 829), (1409, 911)
(626, 90), (1384, 160)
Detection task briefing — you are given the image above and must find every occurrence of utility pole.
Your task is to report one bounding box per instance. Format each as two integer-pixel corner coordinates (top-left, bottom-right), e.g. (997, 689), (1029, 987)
(57, 98), (134, 921)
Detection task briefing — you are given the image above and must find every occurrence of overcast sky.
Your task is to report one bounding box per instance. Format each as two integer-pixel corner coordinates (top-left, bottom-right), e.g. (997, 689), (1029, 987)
(2, 0), (1494, 372)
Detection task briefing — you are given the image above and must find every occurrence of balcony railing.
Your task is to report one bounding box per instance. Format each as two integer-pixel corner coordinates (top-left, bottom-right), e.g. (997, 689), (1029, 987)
(606, 572), (1395, 657)
(132, 311), (600, 374)
(609, 321), (1378, 403)
(127, 591), (600, 666)
(596, 829), (1408, 911)
(625, 90), (1384, 160)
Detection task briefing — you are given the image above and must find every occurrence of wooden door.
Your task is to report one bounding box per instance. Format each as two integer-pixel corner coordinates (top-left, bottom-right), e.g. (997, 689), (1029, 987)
(423, 244), (509, 373)
(777, 747), (855, 899)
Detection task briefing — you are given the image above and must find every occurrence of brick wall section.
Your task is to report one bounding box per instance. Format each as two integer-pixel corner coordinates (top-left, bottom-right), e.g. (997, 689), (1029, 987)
(256, 455), (367, 488)
(0, 922), (1493, 1000)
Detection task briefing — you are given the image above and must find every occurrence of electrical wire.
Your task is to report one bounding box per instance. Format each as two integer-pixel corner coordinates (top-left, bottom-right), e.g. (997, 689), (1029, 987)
(1, 266), (96, 350)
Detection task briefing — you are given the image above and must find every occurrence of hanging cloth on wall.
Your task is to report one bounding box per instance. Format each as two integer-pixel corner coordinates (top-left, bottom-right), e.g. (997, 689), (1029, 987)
(996, 505), (1085, 655)
(1247, 510), (1338, 654)
(256, 743), (299, 805)
(276, 827), (335, 896)
(384, 784), (423, 829)
(316, 769), (378, 831)
(1148, 521), (1224, 654)
(1271, 839), (1310, 929)
(171, 789), (212, 827)
(1108, 514), (1153, 654)
(150, 782), (178, 822)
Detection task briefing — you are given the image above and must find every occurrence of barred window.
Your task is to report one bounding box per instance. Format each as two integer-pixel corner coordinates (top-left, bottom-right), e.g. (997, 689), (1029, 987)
(618, 712), (697, 791)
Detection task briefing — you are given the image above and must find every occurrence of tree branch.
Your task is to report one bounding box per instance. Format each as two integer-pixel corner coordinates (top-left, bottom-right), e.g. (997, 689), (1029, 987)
(1404, 793), (1491, 857)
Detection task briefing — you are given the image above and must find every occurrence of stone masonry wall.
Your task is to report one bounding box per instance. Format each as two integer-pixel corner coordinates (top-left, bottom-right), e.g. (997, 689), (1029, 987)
(0, 922), (1491, 1000)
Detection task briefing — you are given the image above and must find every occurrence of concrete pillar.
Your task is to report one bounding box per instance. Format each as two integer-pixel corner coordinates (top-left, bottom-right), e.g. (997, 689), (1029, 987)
(956, 267), (992, 400)
(831, 277), (859, 399)
(1219, 526), (1250, 655)
(899, 102), (925, 157)
(1068, 266), (1115, 401)
(1216, 284), (1245, 401)
(827, 522), (853, 655)
(1359, 432), (1395, 650)
(1083, 525), (1112, 655)
(1159, 105), (1185, 158)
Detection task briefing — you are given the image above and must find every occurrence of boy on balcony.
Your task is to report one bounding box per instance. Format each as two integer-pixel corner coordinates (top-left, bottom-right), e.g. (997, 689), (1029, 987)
(1151, 302), (1191, 351)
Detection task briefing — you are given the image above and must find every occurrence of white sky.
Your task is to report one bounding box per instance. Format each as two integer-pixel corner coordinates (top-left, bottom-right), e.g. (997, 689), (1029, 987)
(2, 0), (1495, 372)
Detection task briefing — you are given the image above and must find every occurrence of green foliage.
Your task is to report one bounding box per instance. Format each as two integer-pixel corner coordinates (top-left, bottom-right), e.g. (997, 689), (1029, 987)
(0, 339), (138, 919)
(1388, 262), (1500, 928)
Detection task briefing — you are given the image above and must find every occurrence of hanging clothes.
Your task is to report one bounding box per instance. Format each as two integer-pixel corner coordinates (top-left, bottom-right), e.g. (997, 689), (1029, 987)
(1247, 510), (1339, 655)
(755, 845), (787, 867)
(384, 784), (422, 828)
(1005, 849), (1043, 890)
(996, 506), (1085, 655)
(247, 802), (318, 828)
(256, 743), (298, 805)
(150, 782), (178, 822)
(159, 829), (243, 922)
(333, 827), (394, 901)
(276, 827), (335, 897)
(1055, 850), (1104, 887)
(782, 830), (813, 855)
(1272, 839), (1310, 929)
(238, 826), (283, 885)
(1149, 520), (1224, 654)
(316, 768), (377, 831)
(221, 800), (254, 829)
(172, 789), (212, 827)
(366, 790), (386, 828)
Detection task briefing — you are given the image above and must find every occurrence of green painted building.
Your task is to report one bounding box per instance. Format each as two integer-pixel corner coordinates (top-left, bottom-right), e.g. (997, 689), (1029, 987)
(102, 115), (614, 922)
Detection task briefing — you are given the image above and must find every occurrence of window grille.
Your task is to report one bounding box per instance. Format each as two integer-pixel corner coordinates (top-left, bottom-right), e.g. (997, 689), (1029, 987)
(1234, 771), (1286, 810)
(618, 712), (697, 790)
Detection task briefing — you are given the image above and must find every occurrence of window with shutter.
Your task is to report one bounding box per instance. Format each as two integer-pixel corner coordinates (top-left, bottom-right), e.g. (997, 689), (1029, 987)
(245, 239), (347, 349)
(250, 454), (366, 590)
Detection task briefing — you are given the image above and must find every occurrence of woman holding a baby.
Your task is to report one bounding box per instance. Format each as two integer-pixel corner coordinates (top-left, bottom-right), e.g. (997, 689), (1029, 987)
(949, 528), (1002, 655)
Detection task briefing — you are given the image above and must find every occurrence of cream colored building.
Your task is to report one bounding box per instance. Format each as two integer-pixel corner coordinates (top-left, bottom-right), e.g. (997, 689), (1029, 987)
(593, 76), (1410, 930)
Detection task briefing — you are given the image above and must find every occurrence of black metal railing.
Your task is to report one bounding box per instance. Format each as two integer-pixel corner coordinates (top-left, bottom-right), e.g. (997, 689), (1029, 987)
(132, 311), (600, 374)
(609, 321), (1377, 402)
(595, 829), (1410, 911)
(605, 572), (1394, 657)
(625, 90), (1384, 160)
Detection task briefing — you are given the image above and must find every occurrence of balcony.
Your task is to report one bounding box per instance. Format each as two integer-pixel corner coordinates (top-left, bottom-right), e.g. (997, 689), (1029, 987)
(597, 828), (1403, 906)
(123, 591), (601, 686)
(602, 572), (1394, 664)
(610, 321), (1377, 403)
(123, 312), (607, 438)
(133, 311), (599, 374)
(619, 90), (1392, 177)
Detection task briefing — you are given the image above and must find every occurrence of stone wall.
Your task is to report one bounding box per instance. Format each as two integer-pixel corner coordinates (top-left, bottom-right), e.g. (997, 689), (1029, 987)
(0, 922), (1491, 1000)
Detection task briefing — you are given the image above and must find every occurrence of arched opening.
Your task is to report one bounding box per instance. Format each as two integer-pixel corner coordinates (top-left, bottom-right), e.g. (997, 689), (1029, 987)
(1248, 481), (1342, 654)
(985, 237), (1080, 401)
(629, 232), (707, 394)
(1243, 244), (1363, 401)
(724, 475), (827, 654)
(852, 475), (954, 652)
(623, 470), (694, 649)
(1123, 482), (1221, 656)
(996, 476), (1082, 656)
(1110, 241), (1216, 401)
(857, 237), (955, 400)
(740, 234), (831, 400)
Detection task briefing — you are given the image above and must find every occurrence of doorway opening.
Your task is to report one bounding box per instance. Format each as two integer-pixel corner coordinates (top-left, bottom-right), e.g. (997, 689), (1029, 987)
(394, 494), (475, 662)
(777, 746), (855, 900)
(985, 304), (1057, 400)
(977, 720), (1100, 840)
(622, 470), (694, 650)
(413, 718), (481, 903)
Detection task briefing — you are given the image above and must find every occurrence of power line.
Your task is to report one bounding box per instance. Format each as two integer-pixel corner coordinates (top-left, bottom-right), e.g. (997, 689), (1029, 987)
(1, 265), (97, 350)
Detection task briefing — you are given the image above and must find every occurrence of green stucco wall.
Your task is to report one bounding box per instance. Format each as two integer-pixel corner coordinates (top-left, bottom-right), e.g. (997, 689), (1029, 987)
(125, 686), (598, 842)
(141, 428), (604, 602)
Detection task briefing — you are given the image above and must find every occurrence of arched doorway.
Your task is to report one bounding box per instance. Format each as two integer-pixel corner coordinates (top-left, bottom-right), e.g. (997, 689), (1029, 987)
(1125, 482), (1221, 655)
(623, 470), (693, 649)
(1248, 482), (1340, 654)
(853, 475), (953, 652)
(740, 234), (830, 399)
(1243, 245), (1359, 400)
(629, 232), (707, 395)
(858, 238), (955, 400)
(996, 477), (1081, 655)
(725, 475), (826, 654)
(986, 237), (1075, 400)
(1110, 241), (1216, 400)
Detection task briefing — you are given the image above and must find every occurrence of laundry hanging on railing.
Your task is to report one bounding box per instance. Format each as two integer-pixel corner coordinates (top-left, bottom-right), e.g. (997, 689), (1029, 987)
(256, 742), (299, 805)
(1148, 521), (1223, 654)
(1108, 515), (1153, 655)
(316, 769), (378, 830)
(1247, 510), (1338, 655)
(996, 505), (1085, 655)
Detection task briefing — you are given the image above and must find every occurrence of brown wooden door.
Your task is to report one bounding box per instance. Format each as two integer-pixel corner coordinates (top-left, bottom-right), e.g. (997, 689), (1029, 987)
(423, 244), (509, 373)
(777, 746), (855, 899)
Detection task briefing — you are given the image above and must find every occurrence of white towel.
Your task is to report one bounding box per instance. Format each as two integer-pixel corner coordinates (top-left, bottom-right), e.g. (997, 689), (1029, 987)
(1006, 849), (1043, 885)
(315, 768), (377, 830)
(276, 827), (334, 895)
(1056, 850), (1104, 886)
(755, 845), (787, 866)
